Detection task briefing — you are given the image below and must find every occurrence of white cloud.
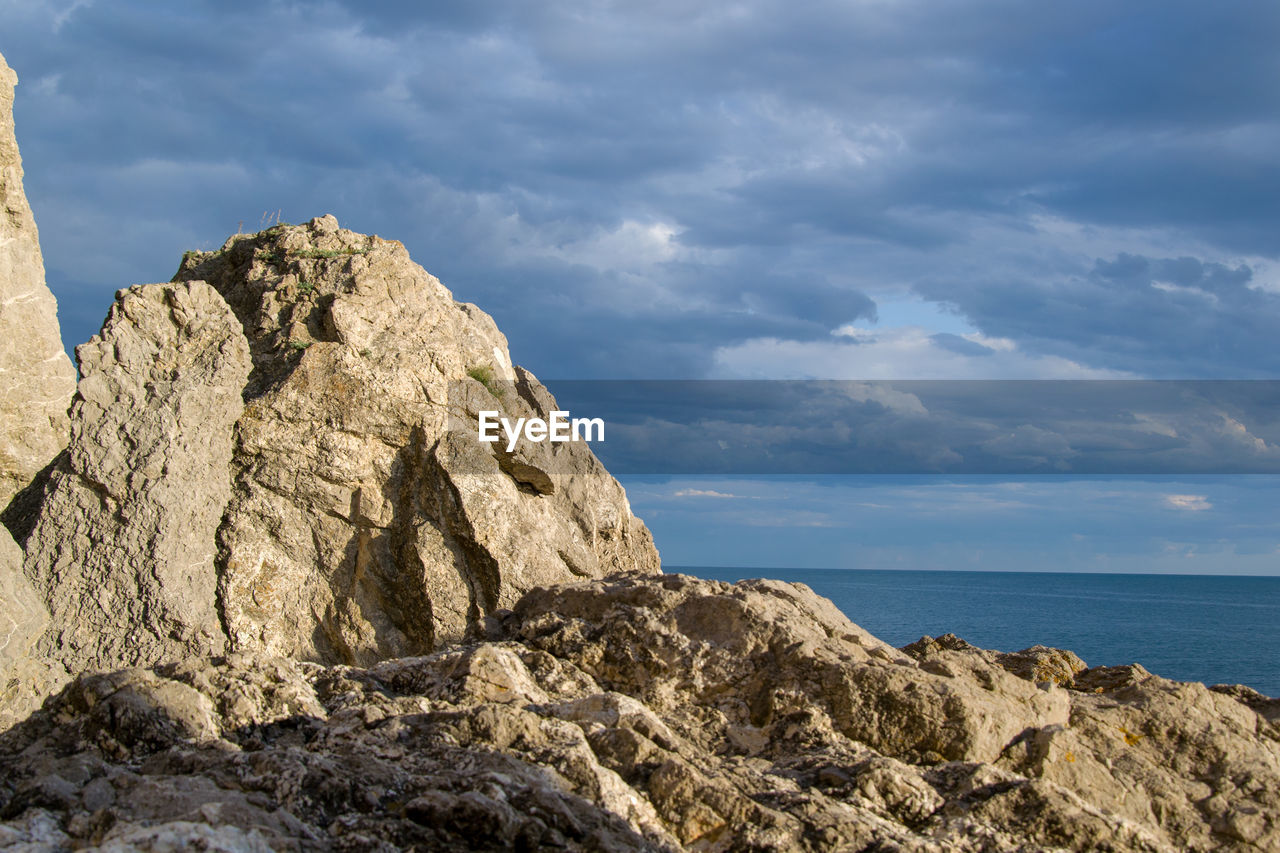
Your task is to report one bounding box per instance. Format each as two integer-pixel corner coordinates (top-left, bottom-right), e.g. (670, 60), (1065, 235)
(1216, 414), (1276, 456)
(673, 488), (740, 498)
(52, 0), (93, 31)
(1163, 494), (1212, 512)
(710, 323), (1132, 379)
(546, 219), (683, 270)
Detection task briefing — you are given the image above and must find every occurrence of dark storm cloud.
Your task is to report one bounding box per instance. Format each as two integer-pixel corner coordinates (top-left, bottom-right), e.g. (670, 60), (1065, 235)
(3, 0), (1278, 378)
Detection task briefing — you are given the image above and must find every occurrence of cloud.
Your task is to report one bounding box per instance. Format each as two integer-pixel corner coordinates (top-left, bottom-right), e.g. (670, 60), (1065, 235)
(558, 379), (1280, 477)
(672, 488), (741, 499)
(710, 324), (1129, 380)
(627, 476), (1280, 573)
(1163, 494), (1212, 512)
(2, 0), (1278, 381)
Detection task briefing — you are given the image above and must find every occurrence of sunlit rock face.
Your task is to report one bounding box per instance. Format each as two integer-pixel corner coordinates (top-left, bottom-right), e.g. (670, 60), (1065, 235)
(0, 50), (77, 508)
(171, 216), (659, 665)
(9, 213), (659, 707)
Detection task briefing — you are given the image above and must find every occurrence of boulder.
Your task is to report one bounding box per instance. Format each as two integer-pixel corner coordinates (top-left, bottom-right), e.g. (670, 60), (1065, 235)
(0, 51), (77, 508)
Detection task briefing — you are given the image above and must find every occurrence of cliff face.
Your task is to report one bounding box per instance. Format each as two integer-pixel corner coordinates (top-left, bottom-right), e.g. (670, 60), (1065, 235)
(0, 51), (76, 508)
(0, 49), (76, 731)
(1, 574), (1276, 851)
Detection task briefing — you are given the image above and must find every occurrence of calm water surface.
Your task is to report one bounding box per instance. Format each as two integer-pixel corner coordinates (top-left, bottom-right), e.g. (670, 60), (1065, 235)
(677, 566), (1280, 697)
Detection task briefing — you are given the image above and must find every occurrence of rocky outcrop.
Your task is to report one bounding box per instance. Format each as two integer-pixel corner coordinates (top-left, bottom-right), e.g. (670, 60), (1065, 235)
(6, 216), (658, 699)
(172, 217), (658, 665)
(18, 281), (250, 678)
(1, 573), (1275, 851)
(903, 632), (1089, 687)
(0, 51), (77, 508)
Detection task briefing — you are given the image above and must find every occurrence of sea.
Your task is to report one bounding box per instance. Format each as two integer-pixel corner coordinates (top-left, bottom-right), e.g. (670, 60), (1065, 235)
(677, 566), (1280, 698)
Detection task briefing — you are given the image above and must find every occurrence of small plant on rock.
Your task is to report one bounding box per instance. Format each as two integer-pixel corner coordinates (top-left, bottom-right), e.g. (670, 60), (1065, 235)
(468, 365), (504, 399)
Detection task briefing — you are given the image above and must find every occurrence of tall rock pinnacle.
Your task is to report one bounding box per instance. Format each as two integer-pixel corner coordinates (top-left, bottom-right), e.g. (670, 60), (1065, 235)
(0, 51), (77, 507)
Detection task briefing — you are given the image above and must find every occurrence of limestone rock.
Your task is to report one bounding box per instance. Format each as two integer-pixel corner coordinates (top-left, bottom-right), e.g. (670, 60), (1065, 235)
(994, 643), (1088, 686)
(0, 527), (42, 676)
(511, 575), (1070, 765)
(2, 573), (1275, 851)
(0, 51), (77, 508)
(1212, 682), (1280, 723)
(904, 633), (1089, 688)
(173, 216), (658, 665)
(1, 216), (656, 722)
(18, 281), (250, 675)
(0, 526), (53, 731)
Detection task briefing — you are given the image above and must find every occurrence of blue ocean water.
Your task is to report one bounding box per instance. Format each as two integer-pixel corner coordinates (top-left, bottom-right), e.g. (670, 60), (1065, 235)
(676, 566), (1280, 697)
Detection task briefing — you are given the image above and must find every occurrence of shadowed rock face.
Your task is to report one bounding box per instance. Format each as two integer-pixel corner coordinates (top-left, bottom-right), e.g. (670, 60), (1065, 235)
(0, 51), (77, 508)
(1, 573), (1275, 851)
(0, 526), (48, 731)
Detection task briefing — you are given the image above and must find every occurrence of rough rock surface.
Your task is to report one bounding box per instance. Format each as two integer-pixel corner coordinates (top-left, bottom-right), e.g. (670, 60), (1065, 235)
(0, 50), (77, 508)
(18, 281), (251, 681)
(172, 217), (658, 665)
(4, 216), (658, 711)
(0, 526), (48, 731)
(1, 573), (1275, 851)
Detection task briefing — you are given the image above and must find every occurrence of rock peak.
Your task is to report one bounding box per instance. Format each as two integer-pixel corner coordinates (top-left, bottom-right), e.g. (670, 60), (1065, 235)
(0, 49), (77, 507)
(11, 215), (658, 703)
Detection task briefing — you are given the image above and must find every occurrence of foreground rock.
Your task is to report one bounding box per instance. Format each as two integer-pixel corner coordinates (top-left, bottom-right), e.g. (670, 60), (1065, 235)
(19, 281), (250, 678)
(175, 218), (658, 664)
(0, 50), (77, 507)
(5, 216), (659, 710)
(2, 574), (1274, 851)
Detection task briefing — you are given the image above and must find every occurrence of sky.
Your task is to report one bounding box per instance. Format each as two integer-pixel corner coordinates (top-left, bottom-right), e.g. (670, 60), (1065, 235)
(3, 0), (1279, 573)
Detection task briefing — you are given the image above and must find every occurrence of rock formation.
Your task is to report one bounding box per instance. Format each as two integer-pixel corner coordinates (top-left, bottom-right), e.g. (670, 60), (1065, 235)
(172, 217), (658, 664)
(7, 215), (659, 699)
(19, 281), (250, 677)
(0, 50), (77, 508)
(1, 573), (1276, 851)
(0, 53), (1276, 850)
